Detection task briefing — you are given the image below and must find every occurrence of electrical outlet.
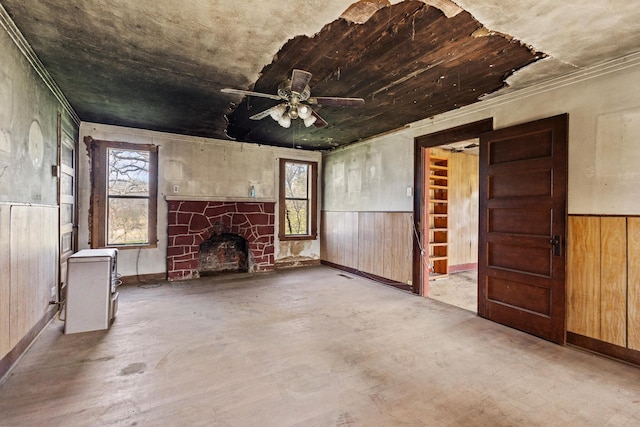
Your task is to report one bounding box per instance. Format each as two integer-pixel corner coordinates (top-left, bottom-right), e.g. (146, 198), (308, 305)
(173, 185), (179, 193)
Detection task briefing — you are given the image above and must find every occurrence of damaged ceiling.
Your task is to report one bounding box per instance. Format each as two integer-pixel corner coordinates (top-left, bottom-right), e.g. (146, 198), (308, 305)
(2, 0), (640, 150)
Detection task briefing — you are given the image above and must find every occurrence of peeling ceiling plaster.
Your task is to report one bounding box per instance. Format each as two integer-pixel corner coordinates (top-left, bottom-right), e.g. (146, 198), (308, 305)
(1, 0), (639, 149)
(454, 0), (640, 91)
(225, 2), (542, 149)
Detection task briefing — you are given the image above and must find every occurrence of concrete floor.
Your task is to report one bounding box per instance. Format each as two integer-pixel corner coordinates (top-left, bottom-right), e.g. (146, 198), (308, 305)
(1, 265), (639, 426)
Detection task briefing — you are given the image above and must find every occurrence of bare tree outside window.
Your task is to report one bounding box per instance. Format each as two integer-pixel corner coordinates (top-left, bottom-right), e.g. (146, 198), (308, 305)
(284, 162), (309, 235)
(278, 158), (317, 241)
(88, 137), (157, 249)
(107, 148), (150, 245)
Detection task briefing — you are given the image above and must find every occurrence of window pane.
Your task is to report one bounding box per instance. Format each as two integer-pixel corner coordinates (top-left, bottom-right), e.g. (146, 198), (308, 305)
(108, 148), (150, 196)
(61, 143), (73, 167)
(61, 204), (73, 224)
(285, 162), (308, 198)
(62, 232), (73, 253)
(284, 199), (308, 235)
(108, 197), (149, 245)
(61, 173), (73, 196)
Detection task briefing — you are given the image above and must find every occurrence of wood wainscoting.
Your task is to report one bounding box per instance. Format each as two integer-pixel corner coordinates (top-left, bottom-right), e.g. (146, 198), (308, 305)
(567, 215), (640, 364)
(1, 204), (59, 379)
(321, 211), (413, 287)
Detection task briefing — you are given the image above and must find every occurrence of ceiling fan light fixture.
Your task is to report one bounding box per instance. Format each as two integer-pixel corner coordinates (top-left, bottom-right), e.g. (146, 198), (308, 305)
(222, 69), (363, 130)
(278, 114), (291, 128)
(269, 103), (287, 121)
(303, 115), (317, 127)
(298, 104), (312, 120)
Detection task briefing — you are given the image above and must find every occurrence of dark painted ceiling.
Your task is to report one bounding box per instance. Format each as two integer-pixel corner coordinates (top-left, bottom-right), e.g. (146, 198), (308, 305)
(2, 0), (640, 150)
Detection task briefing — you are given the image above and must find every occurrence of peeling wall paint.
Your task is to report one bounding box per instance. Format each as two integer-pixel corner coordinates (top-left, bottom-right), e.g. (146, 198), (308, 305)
(78, 123), (322, 277)
(0, 27), (59, 204)
(323, 131), (414, 212)
(0, 18), (78, 366)
(324, 56), (640, 216)
(276, 240), (320, 267)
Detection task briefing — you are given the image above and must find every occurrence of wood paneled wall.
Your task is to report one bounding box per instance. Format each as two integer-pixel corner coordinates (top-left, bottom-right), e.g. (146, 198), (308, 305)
(0, 206), (10, 359)
(431, 148), (479, 268)
(321, 149), (477, 285)
(567, 215), (639, 350)
(628, 219), (640, 350)
(321, 211), (412, 285)
(0, 205), (58, 360)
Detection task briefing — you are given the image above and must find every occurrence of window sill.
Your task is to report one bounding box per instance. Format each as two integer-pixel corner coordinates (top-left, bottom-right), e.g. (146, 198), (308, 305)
(93, 243), (158, 250)
(279, 234), (317, 242)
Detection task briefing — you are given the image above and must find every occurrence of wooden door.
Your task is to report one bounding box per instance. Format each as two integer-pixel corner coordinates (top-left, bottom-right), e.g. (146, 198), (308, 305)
(58, 115), (77, 302)
(478, 114), (568, 344)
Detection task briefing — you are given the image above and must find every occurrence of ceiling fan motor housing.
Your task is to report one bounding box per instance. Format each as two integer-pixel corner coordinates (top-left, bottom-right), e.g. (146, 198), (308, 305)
(278, 80), (311, 102)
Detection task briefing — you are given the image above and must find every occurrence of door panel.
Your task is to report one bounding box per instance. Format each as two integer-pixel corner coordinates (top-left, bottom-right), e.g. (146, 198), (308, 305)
(487, 276), (551, 314)
(490, 169), (552, 198)
(478, 114), (568, 344)
(488, 242), (550, 275)
(489, 208), (551, 235)
(59, 119), (77, 302)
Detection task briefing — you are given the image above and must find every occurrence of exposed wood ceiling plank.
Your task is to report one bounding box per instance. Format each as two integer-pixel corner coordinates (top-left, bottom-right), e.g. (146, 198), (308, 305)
(226, 2), (541, 149)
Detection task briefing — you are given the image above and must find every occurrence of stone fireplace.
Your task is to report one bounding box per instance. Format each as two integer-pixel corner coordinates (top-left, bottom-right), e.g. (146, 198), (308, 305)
(167, 200), (275, 281)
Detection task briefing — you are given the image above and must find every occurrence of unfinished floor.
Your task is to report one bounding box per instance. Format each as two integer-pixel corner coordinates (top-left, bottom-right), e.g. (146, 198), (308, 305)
(1, 265), (639, 426)
(428, 269), (478, 313)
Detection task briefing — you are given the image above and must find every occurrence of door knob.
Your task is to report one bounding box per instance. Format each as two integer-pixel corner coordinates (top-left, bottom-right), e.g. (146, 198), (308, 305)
(550, 235), (561, 256)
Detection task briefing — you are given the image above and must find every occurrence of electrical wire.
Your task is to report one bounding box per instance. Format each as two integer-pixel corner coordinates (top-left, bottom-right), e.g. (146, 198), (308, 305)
(136, 246), (142, 282)
(409, 213), (433, 272)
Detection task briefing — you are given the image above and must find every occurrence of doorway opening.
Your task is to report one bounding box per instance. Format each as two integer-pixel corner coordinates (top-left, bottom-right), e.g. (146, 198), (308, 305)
(424, 142), (479, 313)
(413, 115), (568, 345)
(412, 119), (493, 312)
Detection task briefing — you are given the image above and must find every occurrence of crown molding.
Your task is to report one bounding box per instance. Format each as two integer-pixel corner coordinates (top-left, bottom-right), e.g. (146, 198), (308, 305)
(80, 121), (322, 160)
(0, 4), (79, 125)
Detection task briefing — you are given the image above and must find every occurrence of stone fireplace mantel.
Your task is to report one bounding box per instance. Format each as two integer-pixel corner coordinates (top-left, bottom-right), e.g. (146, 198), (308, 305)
(165, 195), (276, 203)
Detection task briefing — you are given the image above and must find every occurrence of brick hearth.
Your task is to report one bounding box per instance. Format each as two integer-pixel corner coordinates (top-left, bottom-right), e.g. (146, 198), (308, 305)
(167, 201), (275, 281)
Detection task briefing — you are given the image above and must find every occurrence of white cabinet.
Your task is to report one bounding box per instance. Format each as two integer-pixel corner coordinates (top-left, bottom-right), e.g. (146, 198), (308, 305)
(65, 249), (118, 334)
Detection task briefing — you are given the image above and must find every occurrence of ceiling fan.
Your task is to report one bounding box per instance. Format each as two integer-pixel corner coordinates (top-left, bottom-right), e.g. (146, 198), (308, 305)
(221, 69), (365, 128)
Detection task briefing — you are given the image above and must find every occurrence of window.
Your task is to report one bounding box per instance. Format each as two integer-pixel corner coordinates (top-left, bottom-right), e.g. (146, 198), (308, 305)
(279, 159), (317, 240)
(88, 138), (158, 248)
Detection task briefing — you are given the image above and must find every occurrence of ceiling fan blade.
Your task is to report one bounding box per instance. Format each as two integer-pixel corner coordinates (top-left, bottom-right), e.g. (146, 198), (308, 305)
(249, 104), (281, 120)
(221, 88), (281, 101)
(311, 111), (328, 128)
(290, 69), (313, 94)
(308, 96), (365, 108)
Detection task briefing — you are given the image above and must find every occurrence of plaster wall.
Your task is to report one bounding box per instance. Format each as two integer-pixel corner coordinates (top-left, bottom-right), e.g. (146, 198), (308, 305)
(78, 123), (322, 278)
(323, 55), (640, 216)
(323, 130), (415, 212)
(0, 22), (77, 363)
(0, 26), (59, 205)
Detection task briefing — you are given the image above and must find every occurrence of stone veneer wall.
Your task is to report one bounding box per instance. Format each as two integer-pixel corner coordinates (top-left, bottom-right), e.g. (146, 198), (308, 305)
(167, 201), (275, 281)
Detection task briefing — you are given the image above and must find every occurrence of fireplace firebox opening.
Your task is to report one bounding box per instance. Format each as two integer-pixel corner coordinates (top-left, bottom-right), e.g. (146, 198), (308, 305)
(198, 223), (250, 275)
